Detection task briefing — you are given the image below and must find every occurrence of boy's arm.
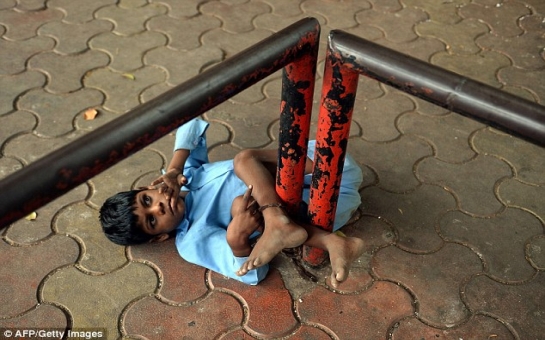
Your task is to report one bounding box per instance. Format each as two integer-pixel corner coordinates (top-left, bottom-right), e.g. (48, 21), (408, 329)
(150, 118), (209, 209)
(226, 186), (263, 257)
(151, 149), (189, 210)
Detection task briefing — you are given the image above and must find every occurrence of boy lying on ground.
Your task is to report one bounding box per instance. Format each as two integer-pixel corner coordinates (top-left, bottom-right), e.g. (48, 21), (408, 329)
(100, 118), (365, 287)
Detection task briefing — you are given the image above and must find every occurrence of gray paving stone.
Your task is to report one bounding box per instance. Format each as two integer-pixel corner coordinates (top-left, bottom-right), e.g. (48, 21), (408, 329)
(0, 156), (23, 180)
(201, 0), (271, 33)
(498, 178), (545, 222)
(361, 184), (456, 252)
(201, 27), (272, 58)
(150, 0), (204, 19)
(417, 155), (512, 216)
(353, 91), (414, 142)
(206, 98), (280, 148)
(144, 45), (223, 85)
(525, 0), (545, 15)
(18, 88), (104, 136)
(476, 15), (545, 70)
(0, 110), (37, 146)
(343, 215), (396, 252)
(373, 243), (483, 326)
(498, 66), (545, 103)
(341, 23), (384, 43)
(15, 0), (46, 11)
(0, 71), (46, 115)
(353, 75), (386, 102)
(261, 0), (304, 17)
(473, 129), (545, 185)
(349, 136), (433, 193)
(254, 11), (326, 34)
(439, 208), (541, 282)
(139, 82), (174, 103)
(398, 112), (482, 163)
(303, 0), (371, 30)
(54, 202), (128, 273)
(459, 2), (531, 38)
(416, 18), (489, 55)
(366, 0), (403, 12)
(412, 96), (451, 116)
(95, 1), (167, 35)
(47, 0), (116, 24)
(464, 272), (545, 340)
(0, 0), (15, 10)
(0, 7), (62, 40)
(356, 7), (428, 43)
(401, 0), (470, 24)
(28, 50), (110, 93)
(147, 14), (220, 51)
(38, 19), (114, 55)
(90, 31), (166, 72)
(391, 314), (516, 339)
(527, 235), (545, 270)
(0, 36), (55, 75)
(84, 66), (166, 113)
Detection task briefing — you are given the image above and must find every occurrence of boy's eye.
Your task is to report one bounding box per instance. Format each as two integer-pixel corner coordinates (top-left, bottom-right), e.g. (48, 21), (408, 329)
(143, 194), (151, 206)
(149, 215), (156, 228)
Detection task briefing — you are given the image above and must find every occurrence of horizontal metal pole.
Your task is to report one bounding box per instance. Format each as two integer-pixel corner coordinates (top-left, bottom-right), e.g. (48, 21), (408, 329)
(329, 30), (545, 146)
(0, 17), (320, 228)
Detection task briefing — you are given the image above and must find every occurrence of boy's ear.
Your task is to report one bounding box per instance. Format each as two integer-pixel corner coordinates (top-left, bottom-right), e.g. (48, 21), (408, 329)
(149, 233), (170, 243)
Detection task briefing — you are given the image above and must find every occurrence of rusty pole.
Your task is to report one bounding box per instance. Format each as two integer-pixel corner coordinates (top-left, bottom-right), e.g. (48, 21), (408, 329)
(277, 45), (319, 215)
(304, 45), (359, 266)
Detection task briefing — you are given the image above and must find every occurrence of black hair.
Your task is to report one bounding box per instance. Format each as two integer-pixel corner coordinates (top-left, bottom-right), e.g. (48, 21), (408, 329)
(99, 189), (154, 245)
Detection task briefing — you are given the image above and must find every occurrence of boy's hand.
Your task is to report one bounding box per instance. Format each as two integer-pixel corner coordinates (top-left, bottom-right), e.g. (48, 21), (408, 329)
(227, 186), (263, 257)
(150, 168), (187, 210)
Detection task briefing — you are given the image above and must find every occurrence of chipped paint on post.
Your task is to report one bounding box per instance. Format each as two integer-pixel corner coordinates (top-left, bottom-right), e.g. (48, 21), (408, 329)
(277, 50), (318, 215)
(304, 47), (359, 266)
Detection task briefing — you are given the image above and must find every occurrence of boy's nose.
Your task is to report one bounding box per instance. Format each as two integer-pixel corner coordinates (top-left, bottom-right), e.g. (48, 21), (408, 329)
(151, 202), (165, 215)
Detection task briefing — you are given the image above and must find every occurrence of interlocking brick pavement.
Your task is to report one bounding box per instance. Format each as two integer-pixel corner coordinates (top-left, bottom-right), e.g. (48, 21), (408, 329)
(1, 0), (544, 339)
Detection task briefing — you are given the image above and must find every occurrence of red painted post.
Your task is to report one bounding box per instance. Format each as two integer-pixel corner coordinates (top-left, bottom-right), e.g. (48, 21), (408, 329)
(304, 47), (359, 266)
(276, 32), (319, 215)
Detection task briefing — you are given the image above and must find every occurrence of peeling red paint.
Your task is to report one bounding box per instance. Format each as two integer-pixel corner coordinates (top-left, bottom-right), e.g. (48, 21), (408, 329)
(276, 40), (319, 215)
(304, 47), (359, 266)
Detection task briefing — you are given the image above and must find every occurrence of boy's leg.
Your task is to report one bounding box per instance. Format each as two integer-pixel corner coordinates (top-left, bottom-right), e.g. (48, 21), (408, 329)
(233, 149), (309, 274)
(298, 223), (365, 288)
(233, 148), (365, 287)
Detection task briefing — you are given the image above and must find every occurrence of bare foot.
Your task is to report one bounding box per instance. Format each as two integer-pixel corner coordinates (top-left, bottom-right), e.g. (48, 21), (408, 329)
(327, 235), (365, 288)
(236, 207), (307, 276)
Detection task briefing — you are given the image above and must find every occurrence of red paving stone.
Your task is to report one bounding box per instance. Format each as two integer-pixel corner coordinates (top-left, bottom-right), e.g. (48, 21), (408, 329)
(0, 1), (544, 339)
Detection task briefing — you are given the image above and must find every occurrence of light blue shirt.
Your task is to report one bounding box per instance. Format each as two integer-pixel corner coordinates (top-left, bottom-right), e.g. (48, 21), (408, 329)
(174, 118), (363, 285)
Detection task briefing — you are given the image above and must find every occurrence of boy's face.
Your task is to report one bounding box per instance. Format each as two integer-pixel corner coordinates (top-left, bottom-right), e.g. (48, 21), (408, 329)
(133, 189), (185, 239)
